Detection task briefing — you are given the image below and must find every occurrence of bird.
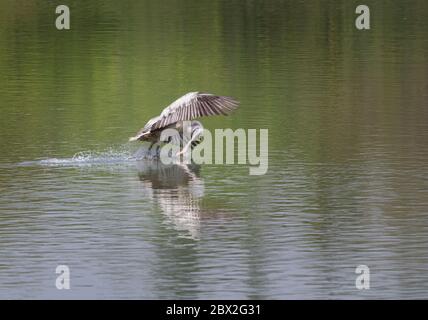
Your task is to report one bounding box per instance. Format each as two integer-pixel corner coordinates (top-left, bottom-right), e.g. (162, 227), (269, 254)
(129, 92), (239, 156)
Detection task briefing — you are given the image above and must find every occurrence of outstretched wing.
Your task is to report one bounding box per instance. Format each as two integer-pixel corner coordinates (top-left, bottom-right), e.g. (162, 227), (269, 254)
(129, 92), (239, 141)
(150, 92), (239, 131)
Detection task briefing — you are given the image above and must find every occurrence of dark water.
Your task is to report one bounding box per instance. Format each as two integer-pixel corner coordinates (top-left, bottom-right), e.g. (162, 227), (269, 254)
(0, 0), (428, 299)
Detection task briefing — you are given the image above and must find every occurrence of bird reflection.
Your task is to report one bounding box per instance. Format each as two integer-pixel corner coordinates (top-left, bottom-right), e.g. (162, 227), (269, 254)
(136, 161), (204, 239)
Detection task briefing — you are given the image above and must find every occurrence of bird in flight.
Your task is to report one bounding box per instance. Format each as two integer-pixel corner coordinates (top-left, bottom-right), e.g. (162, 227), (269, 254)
(129, 92), (239, 156)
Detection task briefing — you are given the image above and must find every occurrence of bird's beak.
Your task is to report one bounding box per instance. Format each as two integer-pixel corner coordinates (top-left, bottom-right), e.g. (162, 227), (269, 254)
(129, 131), (150, 142)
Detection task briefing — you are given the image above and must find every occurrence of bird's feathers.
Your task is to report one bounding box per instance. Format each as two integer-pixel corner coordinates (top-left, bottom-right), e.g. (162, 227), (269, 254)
(150, 92), (239, 131)
(130, 92), (239, 142)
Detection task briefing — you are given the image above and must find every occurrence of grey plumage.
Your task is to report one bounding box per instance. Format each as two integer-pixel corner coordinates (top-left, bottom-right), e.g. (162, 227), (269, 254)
(129, 92), (239, 154)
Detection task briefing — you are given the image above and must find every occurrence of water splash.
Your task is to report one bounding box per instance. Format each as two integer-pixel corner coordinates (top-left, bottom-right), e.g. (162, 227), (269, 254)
(17, 144), (158, 168)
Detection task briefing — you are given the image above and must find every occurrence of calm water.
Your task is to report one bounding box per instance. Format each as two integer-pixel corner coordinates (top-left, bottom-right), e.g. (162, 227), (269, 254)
(1, 0), (428, 299)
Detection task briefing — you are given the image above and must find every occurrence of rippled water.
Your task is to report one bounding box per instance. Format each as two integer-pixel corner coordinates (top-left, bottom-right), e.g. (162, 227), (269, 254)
(1, 0), (428, 299)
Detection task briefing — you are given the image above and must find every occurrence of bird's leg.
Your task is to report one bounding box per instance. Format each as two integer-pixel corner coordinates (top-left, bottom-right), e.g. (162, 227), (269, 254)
(156, 145), (160, 156)
(177, 126), (203, 156)
(176, 139), (195, 156)
(148, 142), (155, 151)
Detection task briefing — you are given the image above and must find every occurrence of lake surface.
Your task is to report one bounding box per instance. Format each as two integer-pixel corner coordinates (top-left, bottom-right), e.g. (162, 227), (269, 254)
(0, 0), (428, 299)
